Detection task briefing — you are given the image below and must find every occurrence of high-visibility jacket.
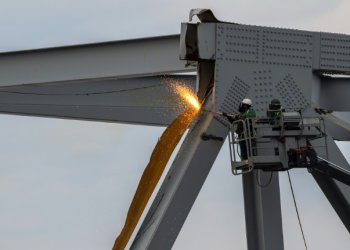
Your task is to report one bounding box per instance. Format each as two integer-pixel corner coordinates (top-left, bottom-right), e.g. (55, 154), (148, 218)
(236, 107), (256, 136)
(269, 107), (285, 118)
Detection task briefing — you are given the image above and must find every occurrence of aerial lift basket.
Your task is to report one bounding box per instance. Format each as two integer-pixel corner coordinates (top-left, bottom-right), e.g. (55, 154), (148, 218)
(228, 119), (256, 175)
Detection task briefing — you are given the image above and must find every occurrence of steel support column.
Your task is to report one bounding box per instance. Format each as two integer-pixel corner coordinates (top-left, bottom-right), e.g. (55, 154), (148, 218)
(242, 170), (284, 250)
(131, 110), (228, 249)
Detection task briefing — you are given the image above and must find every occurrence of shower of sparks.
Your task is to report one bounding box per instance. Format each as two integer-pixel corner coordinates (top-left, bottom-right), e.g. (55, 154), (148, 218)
(113, 80), (202, 250)
(173, 84), (201, 111)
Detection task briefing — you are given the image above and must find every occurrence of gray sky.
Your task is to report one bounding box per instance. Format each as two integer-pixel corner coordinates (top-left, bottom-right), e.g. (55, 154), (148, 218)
(0, 0), (350, 249)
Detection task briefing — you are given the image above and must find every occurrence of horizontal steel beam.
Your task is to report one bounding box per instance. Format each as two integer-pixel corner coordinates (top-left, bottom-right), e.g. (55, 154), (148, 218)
(0, 35), (195, 87)
(0, 76), (196, 126)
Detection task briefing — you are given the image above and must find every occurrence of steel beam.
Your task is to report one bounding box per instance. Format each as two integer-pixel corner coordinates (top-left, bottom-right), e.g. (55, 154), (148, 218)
(0, 35), (195, 87)
(312, 171), (350, 233)
(0, 76), (196, 126)
(320, 77), (350, 111)
(319, 112), (350, 141)
(242, 170), (284, 250)
(311, 137), (350, 232)
(130, 111), (228, 249)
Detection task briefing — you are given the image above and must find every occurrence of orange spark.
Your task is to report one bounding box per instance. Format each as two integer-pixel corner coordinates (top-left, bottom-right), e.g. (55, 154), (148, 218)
(173, 84), (201, 111)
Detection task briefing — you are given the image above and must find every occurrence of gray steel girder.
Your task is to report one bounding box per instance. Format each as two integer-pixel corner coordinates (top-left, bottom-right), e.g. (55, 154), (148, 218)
(211, 24), (350, 117)
(179, 21), (350, 118)
(321, 112), (350, 141)
(312, 136), (350, 233)
(0, 76), (196, 126)
(320, 77), (350, 111)
(0, 35), (195, 87)
(180, 11), (350, 249)
(312, 171), (350, 233)
(242, 171), (284, 250)
(131, 111), (228, 249)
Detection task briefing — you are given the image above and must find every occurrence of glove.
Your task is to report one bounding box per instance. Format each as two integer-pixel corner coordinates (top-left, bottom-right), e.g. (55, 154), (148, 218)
(233, 114), (240, 120)
(222, 112), (235, 123)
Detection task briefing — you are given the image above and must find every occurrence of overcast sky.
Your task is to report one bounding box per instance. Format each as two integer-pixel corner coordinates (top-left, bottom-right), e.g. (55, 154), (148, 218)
(1, 1), (350, 250)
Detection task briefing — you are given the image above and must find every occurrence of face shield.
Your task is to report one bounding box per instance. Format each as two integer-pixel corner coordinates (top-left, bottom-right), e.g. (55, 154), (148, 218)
(269, 103), (281, 110)
(269, 99), (281, 110)
(238, 103), (250, 113)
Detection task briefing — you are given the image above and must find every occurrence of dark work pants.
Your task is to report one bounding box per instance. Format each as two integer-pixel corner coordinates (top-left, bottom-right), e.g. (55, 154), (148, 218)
(239, 139), (256, 160)
(239, 140), (248, 160)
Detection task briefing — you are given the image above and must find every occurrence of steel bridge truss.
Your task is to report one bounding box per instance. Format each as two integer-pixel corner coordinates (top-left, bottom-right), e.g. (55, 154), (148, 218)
(1, 9), (350, 250)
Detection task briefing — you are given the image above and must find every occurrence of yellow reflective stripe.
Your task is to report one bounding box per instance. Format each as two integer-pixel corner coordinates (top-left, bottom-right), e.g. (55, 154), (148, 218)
(112, 107), (199, 250)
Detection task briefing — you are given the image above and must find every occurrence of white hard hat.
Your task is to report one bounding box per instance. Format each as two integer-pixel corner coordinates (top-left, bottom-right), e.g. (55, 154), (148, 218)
(241, 98), (252, 106)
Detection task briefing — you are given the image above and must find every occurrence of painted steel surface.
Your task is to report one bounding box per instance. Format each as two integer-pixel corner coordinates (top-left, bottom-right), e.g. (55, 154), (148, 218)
(113, 107), (198, 249)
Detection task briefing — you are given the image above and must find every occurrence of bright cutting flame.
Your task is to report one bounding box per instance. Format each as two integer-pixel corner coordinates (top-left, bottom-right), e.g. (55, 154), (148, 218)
(173, 84), (201, 111)
(113, 79), (202, 250)
(183, 92), (201, 110)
